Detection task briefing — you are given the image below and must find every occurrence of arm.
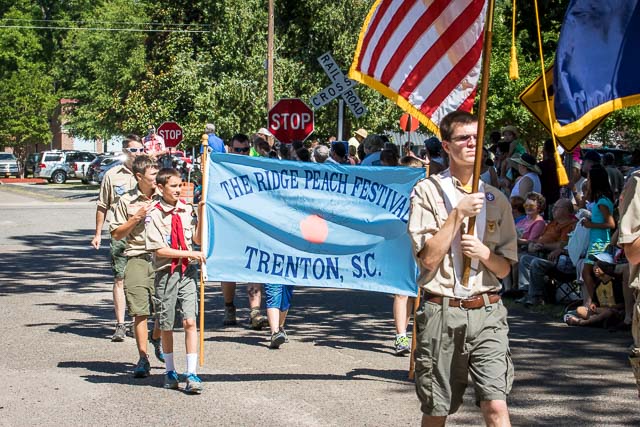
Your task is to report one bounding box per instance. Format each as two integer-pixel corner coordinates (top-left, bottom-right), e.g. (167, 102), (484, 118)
(92, 206), (107, 249)
(156, 247), (206, 262)
(111, 202), (151, 241)
(583, 204), (616, 229)
(418, 193), (485, 271)
(516, 176), (533, 198)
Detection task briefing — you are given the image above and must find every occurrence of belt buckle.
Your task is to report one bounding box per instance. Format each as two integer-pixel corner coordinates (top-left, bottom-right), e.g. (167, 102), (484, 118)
(459, 297), (472, 311)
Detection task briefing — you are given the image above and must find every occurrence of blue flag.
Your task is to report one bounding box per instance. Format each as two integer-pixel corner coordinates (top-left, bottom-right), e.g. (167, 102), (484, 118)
(554, 0), (640, 137)
(203, 153), (424, 296)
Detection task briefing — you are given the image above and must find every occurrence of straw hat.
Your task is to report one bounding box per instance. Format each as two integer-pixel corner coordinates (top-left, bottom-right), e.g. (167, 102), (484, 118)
(501, 125), (519, 138)
(354, 128), (368, 139)
(509, 153), (541, 175)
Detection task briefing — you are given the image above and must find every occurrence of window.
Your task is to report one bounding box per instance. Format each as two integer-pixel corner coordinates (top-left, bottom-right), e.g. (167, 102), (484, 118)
(44, 154), (63, 162)
(0, 153), (16, 161)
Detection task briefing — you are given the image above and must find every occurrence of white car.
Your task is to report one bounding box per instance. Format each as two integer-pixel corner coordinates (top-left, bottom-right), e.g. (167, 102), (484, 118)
(0, 153), (20, 178)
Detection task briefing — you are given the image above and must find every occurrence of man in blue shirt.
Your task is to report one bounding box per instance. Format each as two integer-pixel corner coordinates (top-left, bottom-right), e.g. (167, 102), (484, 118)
(205, 123), (225, 153)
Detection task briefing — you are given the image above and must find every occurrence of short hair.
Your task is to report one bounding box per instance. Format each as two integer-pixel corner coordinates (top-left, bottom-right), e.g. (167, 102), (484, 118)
(205, 123), (216, 134)
(279, 143), (291, 160)
(132, 154), (158, 176)
(510, 196), (525, 215)
(123, 134), (141, 148)
(439, 111), (477, 142)
(525, 191), (546, 213)
(400, 156), (423, 168)
(603, 152), (615, 166)
(380, 149), (399, 166)
(331, 142), (347, 158)
(295, 147), (311, 162)
(230, 133), (249, 146)
(554, 198), (574, 214)
(256, 139), (270, 152)
(156, 168), (181, 186)
(363, 135), (385, 153)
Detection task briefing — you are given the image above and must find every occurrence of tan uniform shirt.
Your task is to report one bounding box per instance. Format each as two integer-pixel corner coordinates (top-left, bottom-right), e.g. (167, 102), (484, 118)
(146, 199), (197, 271)
(408, 175), (518, 297)
(618, 171), (640, 290)
(97, 163), (137, 222)
(109, 187), (159, 257)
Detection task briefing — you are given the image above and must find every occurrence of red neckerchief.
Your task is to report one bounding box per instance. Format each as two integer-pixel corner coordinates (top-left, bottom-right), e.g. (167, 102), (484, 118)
(156, 202), (189, 274)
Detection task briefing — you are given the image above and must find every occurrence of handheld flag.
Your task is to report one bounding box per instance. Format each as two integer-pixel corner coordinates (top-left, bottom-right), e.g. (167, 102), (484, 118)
(554, 0), (640, 137)
(349, 0), (488, 136)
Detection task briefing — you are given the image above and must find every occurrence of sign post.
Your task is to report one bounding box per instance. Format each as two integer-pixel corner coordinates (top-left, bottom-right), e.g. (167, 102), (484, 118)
(268, 98), (315, 144)
(158, 121), (184, 148)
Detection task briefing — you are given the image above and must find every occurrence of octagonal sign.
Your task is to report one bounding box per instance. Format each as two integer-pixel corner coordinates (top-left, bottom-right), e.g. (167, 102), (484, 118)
(268, 98), (314, 144)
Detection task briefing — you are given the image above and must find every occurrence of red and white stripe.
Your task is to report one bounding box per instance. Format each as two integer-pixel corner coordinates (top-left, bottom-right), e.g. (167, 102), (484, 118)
(353, 0), (487, 128)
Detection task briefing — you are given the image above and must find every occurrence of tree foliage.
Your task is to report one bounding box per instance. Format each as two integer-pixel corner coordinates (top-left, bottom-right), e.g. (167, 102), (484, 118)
(1, 0), (640, 155)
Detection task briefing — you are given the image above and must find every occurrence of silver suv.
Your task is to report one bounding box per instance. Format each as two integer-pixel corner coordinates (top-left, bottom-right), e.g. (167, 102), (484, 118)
(34, 150), (75, 184)
(0, 152), (20, 178)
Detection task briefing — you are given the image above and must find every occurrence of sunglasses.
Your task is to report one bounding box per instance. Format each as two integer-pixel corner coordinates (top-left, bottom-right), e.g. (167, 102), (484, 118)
(450, 134), (477, 143)
(233, 146), (250, 153)
(127, 148), (145, 153)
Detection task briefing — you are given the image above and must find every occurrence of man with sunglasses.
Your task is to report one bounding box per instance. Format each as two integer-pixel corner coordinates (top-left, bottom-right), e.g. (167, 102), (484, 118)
(220, 134), (269, 329)
(92, 135), (145, 341)
(408, 111), (517, 426)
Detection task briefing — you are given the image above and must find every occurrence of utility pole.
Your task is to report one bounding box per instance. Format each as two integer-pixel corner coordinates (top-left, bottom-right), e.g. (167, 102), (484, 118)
(267, 0), (274, 111)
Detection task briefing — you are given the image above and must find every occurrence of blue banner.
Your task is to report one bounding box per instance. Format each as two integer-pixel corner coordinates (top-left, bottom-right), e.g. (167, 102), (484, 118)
(554, 0), (640, 137)
(204, 153), (423, 296)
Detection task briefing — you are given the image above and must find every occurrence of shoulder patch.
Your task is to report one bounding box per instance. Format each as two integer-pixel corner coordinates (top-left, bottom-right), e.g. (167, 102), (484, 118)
(486, 192), (495, 202)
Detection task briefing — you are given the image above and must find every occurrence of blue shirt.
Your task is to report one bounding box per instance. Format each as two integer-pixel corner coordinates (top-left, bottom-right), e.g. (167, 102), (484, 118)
(589, 196), (614, 244)
(360, 151), (382, 166)
(208, 134), (225, 153)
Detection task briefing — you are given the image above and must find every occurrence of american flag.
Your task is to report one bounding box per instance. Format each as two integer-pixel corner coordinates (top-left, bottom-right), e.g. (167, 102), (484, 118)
(349, 0), (487, 135)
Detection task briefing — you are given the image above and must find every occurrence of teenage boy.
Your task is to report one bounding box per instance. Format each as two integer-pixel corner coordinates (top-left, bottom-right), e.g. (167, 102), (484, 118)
(146, 168), (206, 394)
(110, 155), (160, 378)
(408, 111), (517, 426)
(92, 135), (142, 341)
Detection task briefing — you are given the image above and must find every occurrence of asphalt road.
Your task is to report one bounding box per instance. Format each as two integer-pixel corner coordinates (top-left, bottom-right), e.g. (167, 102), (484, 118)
(0, 182), (638, 426)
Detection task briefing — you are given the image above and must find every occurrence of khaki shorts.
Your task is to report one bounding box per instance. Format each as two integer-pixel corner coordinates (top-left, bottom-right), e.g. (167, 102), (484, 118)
(154, 265), (198, 331)
(110, 239), (127, 279)
(123, 256), (155, 317)
(414, 297), (514, 416)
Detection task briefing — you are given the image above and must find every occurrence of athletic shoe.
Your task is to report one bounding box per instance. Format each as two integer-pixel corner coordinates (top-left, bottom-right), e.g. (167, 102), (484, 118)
(133, 355), (151, 378)
(185, 373), (203, 394)
(280, 327), (289, 343)
(164, 370), (179, 390)
(149, 333), (164, 363)
(250, 309), (269, 330)
(223, 305), (237, 326)
(394, 335), (411, 356)
(269, 330), (286, 349)
(111, 323), (126, 342)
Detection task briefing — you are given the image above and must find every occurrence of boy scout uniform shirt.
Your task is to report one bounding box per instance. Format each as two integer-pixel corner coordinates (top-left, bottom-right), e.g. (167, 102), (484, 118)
(408, 175), (518, 297)
(618, 171), (640, 290)
(145, 199), (197, 271)
(97, 164), (137, 222)
(109, 187), (159, 257)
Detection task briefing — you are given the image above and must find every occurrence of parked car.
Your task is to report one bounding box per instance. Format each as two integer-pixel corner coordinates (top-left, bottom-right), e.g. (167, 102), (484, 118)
(24, 153), (41, 177)
(67, 151), (98, 182)
(34, 150), (75, 184)
(0, 152), (20, 178)
(97, 158), (123, 183)
(85, 154), (124, 184)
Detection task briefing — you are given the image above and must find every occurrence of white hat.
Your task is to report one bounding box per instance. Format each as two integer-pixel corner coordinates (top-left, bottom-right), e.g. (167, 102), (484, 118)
(257, 127), (273, 137)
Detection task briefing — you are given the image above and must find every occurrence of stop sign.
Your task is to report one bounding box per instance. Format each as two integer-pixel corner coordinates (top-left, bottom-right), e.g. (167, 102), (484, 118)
(158, 121), (183, 148)
(268, 98), (314, 144)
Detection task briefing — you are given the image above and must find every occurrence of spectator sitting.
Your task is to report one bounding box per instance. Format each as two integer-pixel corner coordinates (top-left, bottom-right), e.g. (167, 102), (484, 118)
(510, 153), (542, 199)
(516, 198), (578, 306)
(565, 252), (625, 327)
(510, 196), (526, 225)
(516, 192), (546, 246)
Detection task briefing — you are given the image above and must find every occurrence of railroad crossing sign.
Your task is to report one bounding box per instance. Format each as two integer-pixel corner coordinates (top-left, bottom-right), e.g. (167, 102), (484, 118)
(310, 52), (367, 118)
(268, 98), (314, 144)
(157, 121), (183, 148)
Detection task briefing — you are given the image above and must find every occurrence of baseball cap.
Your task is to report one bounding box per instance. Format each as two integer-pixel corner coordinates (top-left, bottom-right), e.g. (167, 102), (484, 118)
(257, 127), (273, 137)
(583, 150), (602, 163)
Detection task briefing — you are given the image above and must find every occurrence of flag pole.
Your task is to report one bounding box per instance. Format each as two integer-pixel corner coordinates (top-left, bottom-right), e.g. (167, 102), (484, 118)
(461, 0), (496, 287)
(199, 133), (209, 367)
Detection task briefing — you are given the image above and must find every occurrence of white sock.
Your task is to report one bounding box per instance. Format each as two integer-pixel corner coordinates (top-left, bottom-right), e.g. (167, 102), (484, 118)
(396, 333), (406, 339)
(164, 353), (175, 373)
(186, 353), (198, 374)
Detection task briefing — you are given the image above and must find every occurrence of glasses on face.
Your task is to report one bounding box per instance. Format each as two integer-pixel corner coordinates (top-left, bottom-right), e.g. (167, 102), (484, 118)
(127, 147), (145, 153)
(523, 201), (537, 209)
(450, 134), (478, 143)
(233, 146), (250, 153)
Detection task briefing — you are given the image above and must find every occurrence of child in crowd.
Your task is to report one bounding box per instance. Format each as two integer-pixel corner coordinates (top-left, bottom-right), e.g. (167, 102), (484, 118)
(146, 168), (206, 393)
(581, 165), (616, 308)
(265, 284), (294, 349)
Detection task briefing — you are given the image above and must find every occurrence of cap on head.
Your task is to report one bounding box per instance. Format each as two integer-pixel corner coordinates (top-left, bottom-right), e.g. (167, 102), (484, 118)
(257, 127), (273, 137)
(355, 128), (368, 139)
(583, 150), (602, 163)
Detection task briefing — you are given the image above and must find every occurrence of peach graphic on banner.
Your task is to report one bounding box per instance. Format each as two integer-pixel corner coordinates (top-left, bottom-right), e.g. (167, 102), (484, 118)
(300, 214), (328, 244)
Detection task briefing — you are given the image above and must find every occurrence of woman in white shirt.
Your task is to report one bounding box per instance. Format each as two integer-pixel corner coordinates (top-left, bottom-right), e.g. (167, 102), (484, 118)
(509, 153), (542, 199)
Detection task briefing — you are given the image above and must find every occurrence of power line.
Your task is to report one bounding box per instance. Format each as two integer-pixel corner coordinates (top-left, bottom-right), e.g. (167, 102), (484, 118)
(0, 18), (211, 28)
(0, 24), (210, 33)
